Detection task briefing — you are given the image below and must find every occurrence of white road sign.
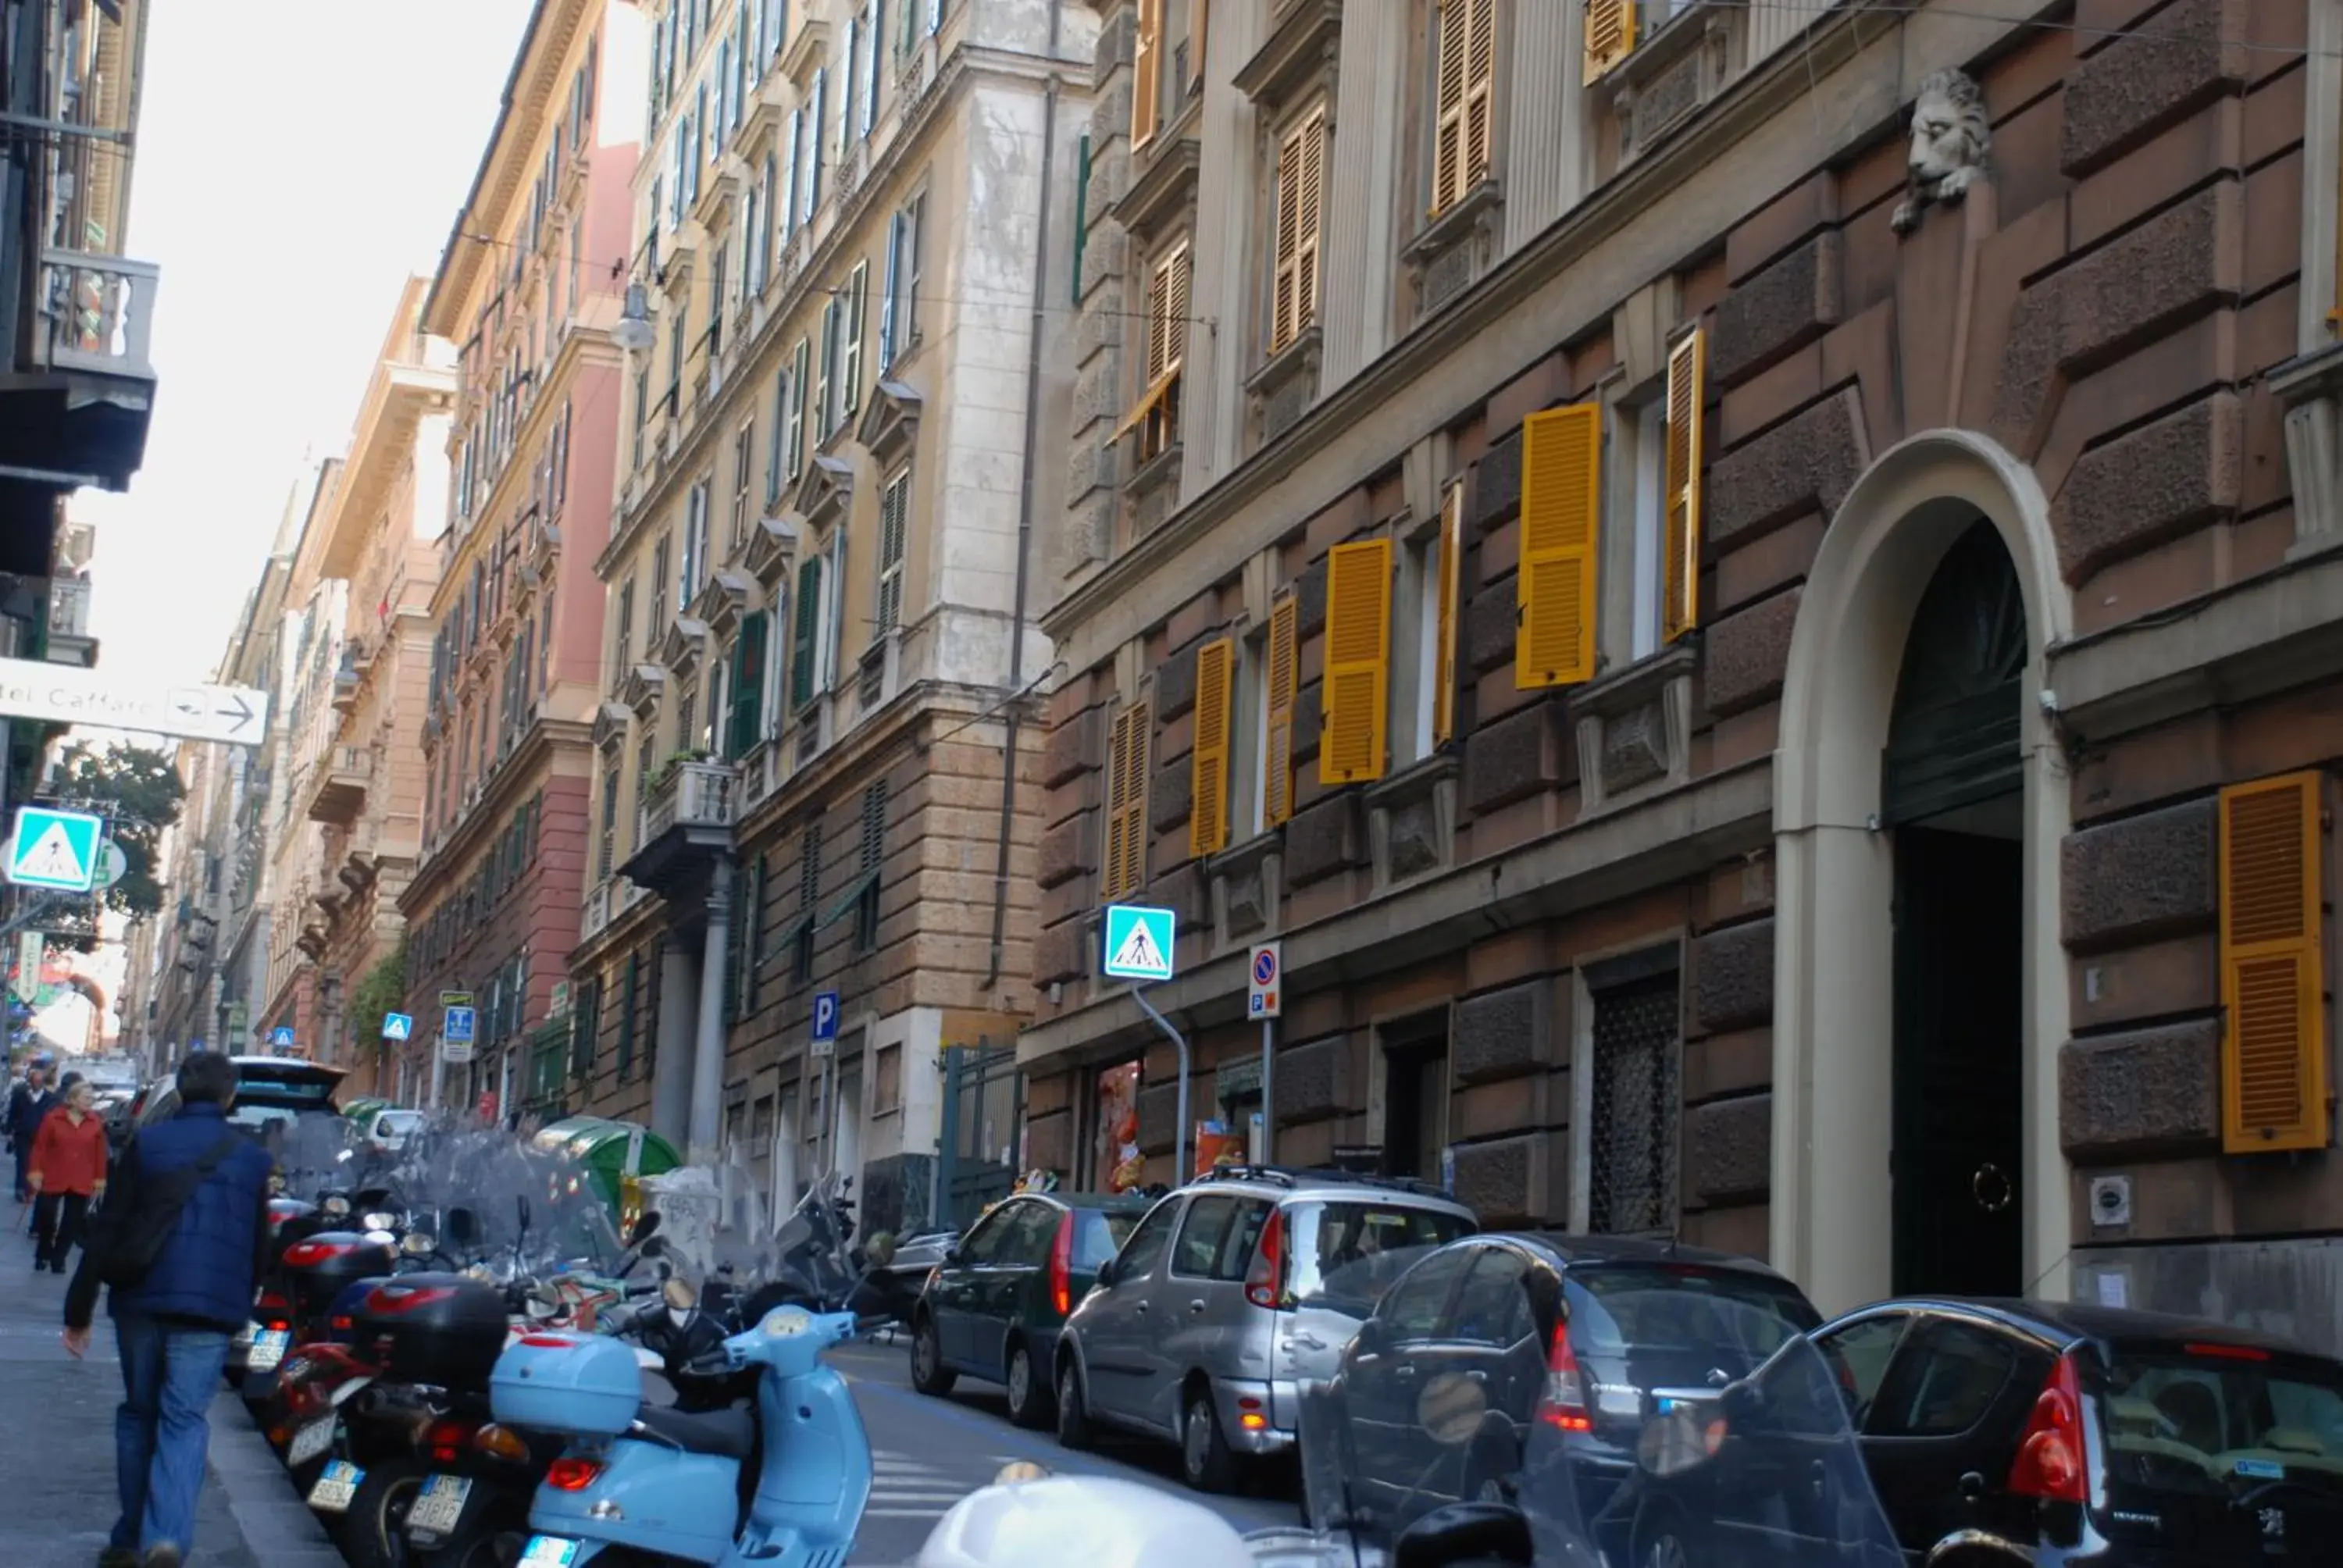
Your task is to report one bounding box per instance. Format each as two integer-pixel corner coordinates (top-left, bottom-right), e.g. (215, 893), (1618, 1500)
(0, 656), (269, 746)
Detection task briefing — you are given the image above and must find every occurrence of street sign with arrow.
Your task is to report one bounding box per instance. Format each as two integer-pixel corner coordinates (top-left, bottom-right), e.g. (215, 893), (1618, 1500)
(0, 656), (269, 747)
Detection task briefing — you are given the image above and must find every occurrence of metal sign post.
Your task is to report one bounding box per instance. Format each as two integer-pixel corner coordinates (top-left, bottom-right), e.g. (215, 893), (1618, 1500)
(1128, 985), (1191, 1185)
(1249, 943), (1282, 1166)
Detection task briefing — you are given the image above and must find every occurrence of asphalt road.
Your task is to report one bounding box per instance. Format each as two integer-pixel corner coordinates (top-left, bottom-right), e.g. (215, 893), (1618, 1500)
(836, 1334), (1296, 1564)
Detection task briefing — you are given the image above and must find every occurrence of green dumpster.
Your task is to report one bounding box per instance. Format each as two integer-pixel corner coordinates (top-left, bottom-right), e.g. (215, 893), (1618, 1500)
(342, 1097), (390, 1128)
(530, 1117), (681, 1230)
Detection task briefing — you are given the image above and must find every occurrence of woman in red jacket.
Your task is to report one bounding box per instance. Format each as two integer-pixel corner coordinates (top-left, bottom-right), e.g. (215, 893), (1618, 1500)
(29, 1078), (108, 1273)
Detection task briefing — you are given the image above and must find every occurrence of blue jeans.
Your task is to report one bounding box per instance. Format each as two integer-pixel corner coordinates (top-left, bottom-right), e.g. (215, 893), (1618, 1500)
(113, 1311), (232, 1556)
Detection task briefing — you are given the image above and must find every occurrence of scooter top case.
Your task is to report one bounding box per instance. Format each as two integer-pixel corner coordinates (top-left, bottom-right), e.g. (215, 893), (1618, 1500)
(491, 1333), (644, 1438)
(350, 1272), (511, 1390)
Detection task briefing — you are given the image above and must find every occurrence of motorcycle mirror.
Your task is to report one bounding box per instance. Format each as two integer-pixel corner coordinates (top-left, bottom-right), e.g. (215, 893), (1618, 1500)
(626, 1210), (662, 1245)
(640, 1235), (666, 1258)
(446, 1206), (477, 1245)
(1415, 1371), (1491, 1447)
(1389, 1501), (1533, 1568)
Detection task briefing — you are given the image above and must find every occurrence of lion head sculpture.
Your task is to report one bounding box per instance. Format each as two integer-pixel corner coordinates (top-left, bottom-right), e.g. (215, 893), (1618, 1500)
(1892, 68), (1990, 235)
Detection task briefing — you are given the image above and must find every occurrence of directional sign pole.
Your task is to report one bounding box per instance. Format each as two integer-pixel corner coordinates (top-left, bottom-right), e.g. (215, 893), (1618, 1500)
(1127, 984), (1191, 1186)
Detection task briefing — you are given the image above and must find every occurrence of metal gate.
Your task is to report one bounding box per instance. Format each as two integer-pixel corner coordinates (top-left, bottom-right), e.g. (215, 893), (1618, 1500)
(936, 1041), (1022, 1231)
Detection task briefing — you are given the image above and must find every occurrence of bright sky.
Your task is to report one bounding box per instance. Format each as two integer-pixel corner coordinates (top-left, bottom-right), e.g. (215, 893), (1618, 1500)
(77, 0), (537, 700)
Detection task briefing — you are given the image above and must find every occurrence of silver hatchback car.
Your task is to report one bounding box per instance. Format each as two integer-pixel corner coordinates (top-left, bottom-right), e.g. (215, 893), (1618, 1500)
(1053, 1165), (1477, 1491)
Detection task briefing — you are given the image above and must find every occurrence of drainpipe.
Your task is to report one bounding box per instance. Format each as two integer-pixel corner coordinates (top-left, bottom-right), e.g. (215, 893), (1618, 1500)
(983, 0), (1065, 992)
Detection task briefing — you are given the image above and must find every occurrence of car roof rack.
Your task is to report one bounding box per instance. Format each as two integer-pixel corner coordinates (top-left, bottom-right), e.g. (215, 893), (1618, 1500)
(1200, 1163), (1455, 1200)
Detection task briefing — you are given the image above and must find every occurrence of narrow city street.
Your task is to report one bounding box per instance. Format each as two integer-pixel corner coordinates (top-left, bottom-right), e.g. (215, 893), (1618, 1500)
(0, 1212), (1289, 1567)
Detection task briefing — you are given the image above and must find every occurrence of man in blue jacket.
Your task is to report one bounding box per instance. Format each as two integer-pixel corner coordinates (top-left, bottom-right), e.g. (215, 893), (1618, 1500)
(63, 1051), (274, 1568)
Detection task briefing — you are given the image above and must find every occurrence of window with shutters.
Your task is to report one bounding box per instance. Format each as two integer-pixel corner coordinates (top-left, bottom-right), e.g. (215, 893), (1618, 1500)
(597, 751), (621, 881)
(876, 466), (911, 633)
(784, 337), (809, 479)
(612, 576), (636, 682)
(1268, 105), (1326, 357)
(1321, 538), (1394, 786)
(1132, 0), (1164, 148)
(683, 478), (712, 604)
(2217, 772), (2330, 1153)
(1395, 486), (1464, 764)
(790, 554), (826, 710)
(1101, 701), (1152, 900)
(793, 821), (822, 983)
(570, 977), (600, 1082)
(649, 533), (672, 640)
(740, 854), (768, 1017)
(1189, 638), (1235, 859)
(730, 422), (756, 553)
(854, 779), (887, 950)
(1515, 403), (1601, 690)
(1428, 0), (1496, 218)
(1120, 241), (1190, 467)
(841, 260), (869, 419)
(816, 295), (840, 439)
(1261, 593), (1299, 828)
(617, 949), (642, 1081)
(726, 612), (769, 758)
(1660, 327), (1705, 644)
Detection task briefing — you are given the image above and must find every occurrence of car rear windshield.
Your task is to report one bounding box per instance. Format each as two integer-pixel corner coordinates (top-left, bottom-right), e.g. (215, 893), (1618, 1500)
(1564, 1265), (1821, 1382)
(1289, 1202), (1475, 1318)
(1074, 1209), (1140, 1270)
(2099, 1345), (2343, 1497)
(237, 1072), (341, 1110)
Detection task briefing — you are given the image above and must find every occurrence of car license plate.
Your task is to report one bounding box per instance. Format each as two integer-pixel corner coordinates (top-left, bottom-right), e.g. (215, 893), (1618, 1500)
(287, 1417), (336, 1466)
(307, 1459), (364, 1513)
(520, 1537), (582, 1566)
(248, 1330), (290, 1372)
(405, 1474), (473, 1538)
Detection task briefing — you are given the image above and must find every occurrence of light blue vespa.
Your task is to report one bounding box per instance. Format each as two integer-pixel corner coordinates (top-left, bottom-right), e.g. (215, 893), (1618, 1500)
(489, 1306), (872, 1566)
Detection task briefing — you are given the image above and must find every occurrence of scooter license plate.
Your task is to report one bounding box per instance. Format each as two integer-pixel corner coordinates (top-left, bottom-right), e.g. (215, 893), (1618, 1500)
(520, 1537), (582, 1566)
(405, 1474), (473, 1538)
(307, 1459), (365, 1513)
(247, 1330), (290, 1371)
(287, 1417), (336, 1466)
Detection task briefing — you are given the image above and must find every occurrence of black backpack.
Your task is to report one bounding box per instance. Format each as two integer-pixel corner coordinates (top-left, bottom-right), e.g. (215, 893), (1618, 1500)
(84, 1128), (246, 1290)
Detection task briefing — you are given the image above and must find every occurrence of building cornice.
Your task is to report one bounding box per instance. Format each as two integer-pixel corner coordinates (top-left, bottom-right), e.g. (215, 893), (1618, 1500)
(1039, 1), (2002, 668)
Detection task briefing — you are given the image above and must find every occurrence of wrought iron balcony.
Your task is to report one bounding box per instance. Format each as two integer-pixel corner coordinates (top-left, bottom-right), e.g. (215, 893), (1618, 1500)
(620, 758), (736, 898)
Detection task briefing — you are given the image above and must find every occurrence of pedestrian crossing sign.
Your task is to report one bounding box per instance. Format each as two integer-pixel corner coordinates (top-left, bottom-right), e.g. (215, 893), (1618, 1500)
(1100, 903), (1176, 983)
(5, 806), (102, 892)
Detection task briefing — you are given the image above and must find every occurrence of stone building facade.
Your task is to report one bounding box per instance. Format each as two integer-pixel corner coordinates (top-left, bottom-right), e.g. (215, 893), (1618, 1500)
(1022, 0), (2343, 1342)
(400, 0), (643, 1114)
(566, 0), (1088, 1238)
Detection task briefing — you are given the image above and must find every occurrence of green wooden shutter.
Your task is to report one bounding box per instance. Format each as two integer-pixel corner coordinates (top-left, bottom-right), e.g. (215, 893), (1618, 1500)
(790, 558), (822, 708)
(728, 612), (767, 757)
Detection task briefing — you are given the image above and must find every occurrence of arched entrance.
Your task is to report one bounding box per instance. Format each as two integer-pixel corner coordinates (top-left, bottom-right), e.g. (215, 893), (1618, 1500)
(1883, 520), (2027, 1295)
(1770, 431), (2074, 1315)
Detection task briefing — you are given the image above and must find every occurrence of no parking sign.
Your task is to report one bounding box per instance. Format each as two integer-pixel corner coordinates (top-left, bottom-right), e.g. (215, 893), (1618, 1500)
(1247, 942), (1281, 1019)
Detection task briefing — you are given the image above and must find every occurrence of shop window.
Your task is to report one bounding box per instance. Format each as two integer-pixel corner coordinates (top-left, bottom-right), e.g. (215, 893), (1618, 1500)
(1092, 1060), (1143, 1192)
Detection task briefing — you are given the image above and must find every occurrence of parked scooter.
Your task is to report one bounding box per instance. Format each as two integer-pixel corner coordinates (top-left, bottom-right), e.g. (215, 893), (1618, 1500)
(491, 1302), (876, 1566)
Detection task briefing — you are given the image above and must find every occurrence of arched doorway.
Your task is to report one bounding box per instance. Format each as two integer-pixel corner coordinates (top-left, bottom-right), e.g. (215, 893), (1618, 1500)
(1769, 430), (2074, 1315)
(1883, 519), (2027, 1295)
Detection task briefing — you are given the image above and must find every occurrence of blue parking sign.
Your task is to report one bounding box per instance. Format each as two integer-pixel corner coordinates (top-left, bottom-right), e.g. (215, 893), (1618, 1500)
(811, 991), (840, 1042)
(444, 1005), (476, 1043)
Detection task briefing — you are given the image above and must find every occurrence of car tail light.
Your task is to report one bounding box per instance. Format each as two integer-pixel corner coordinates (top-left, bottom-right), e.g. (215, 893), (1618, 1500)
(2008, 1352), (2088, 1503)
(426, 1418), (472, 1464)
(362, 1283), (456, 1316)
(1244, 1208), (1286, 1310)
(474, 1423), (530, 1463)
(547, 1457), (604, 1491)
(2182, 1341), (2268, 1362)
(1049, 1212), (1075, 1317)
(281, 1239), (359, 1269)
(1538, 1322), (1592, 1432)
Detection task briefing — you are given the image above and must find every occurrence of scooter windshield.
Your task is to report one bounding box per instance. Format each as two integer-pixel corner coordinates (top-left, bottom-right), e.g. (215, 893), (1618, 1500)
(1263, 1300), (1903, 1568)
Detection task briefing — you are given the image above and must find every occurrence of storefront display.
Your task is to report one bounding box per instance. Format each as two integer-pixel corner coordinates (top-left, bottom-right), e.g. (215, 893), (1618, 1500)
(1090, 1060), (1142, 1192)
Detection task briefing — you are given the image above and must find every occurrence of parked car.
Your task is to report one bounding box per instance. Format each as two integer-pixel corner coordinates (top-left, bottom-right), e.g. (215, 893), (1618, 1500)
(1618, 1298), (2343, 1567)
(1055, 1164), (1477, 1491)
(137, 1055), (348, 1133)
(1313, 1232), (1818, 1551)
(908, 1191), (1151, 1426)
(357, 1106), (426, 1153)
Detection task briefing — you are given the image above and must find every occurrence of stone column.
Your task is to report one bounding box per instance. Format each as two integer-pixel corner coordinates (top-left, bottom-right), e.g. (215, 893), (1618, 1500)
(1501, 0), (1584, 254)
(689, 857), (736, 1164)
(1320, 7), (1402, 389)
(649, 930), (696, 1147)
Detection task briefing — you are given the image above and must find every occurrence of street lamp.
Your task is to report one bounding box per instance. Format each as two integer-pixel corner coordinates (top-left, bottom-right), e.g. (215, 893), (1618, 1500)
(612, 283), (656, 352)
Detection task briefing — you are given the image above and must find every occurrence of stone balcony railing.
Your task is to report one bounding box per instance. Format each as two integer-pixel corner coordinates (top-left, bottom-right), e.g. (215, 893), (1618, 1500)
(638, 758), (736, 844)
(39, 250), (160, 380)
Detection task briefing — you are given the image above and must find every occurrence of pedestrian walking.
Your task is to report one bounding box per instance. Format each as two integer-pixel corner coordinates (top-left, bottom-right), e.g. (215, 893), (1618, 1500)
(8, 1057), (58, 1202)
(30, 1077), (110, 1271)
(62, 1050), (274, 1568)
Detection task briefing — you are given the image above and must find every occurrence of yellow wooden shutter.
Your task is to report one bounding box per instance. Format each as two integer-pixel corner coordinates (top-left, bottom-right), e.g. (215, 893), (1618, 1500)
(1102, 705), (1132, 900)
(1296, 107), (1325, 337)
(1319, 538), (1393, 786)
(1132, 0), (1161, 148)
(1583, 0), (1637, 85)
(1189, 638), (1235, 859)
(1431, 0), (1468, 216)
(1515, 404), (1601, 689)
(1433, 481), (1464, 747)
(1463, 0), (1494, 190)
(1663, 328), (1705, 644)
(1264, 593), (1299, 827)
(2219, 772), (2330, 1153)
(1271, 124), (1303, 353)
(1117, 700), (1151, 895)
